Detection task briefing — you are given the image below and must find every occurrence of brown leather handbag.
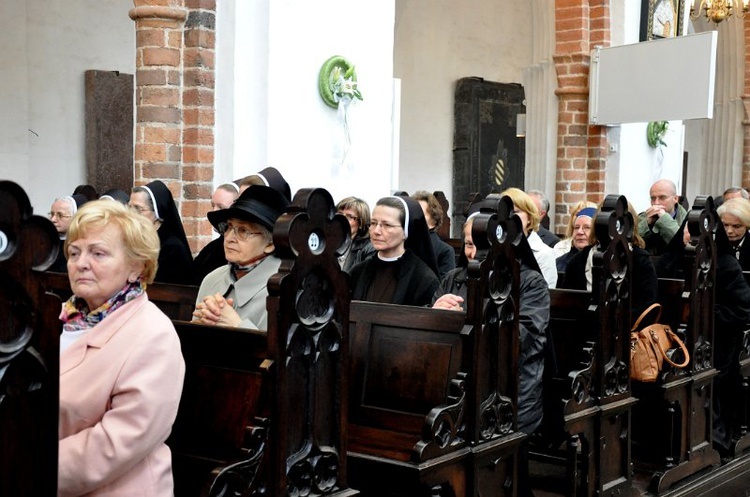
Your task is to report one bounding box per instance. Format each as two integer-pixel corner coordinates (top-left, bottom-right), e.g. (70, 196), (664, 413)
(630, 303), (690, 382)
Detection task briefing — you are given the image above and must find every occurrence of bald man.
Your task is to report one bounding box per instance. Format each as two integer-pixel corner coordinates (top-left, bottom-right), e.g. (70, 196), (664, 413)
(637, 179), (688, 255)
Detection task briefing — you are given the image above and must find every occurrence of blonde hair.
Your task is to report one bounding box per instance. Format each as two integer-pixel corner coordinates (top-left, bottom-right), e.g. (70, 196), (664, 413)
(718, 197), (750, 228)
(65, 200), (161, 286)
(500, 187), (540, 233)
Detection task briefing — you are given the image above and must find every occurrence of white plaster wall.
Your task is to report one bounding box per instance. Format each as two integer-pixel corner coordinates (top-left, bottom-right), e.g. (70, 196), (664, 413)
(216, 0), (396, 210)
(0, 0), (134, 215)
(394, 0), (533, 207)
(607, 1), (687, 213)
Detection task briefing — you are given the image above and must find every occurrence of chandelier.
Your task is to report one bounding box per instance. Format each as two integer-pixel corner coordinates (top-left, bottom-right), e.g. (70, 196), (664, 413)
(689, 0), (749, 23)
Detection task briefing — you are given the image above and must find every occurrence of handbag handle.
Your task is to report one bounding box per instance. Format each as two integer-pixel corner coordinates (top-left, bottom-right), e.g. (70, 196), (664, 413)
(631, 303), (663, 332)
(655, 328), (691, 368)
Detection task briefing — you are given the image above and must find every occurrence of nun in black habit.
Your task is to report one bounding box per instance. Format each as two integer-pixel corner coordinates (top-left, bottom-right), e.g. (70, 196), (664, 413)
(129, 180), (193, 285)
(349, 195), (440, 307)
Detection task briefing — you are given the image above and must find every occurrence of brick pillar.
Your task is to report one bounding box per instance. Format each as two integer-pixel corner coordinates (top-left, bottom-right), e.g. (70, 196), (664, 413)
(129, 0), (216, 255)
(553, 0), (610, 229)
(743, 20), (750, 189)
(182, 0), (216, 253)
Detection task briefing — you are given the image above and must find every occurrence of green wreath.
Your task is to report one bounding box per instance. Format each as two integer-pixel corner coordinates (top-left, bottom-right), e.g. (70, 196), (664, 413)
(318, 55), (363, 108)
(647, 121), (669, 148)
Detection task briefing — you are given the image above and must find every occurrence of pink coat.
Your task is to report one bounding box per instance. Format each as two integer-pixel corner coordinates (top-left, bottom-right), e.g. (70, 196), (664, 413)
(58, 293), (185, 496)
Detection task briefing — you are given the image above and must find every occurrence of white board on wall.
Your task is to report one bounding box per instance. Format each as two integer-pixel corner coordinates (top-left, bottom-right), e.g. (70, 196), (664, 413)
(589, 31), (717, 125)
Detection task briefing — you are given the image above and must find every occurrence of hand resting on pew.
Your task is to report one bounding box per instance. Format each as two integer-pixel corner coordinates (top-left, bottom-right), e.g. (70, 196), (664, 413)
(432, 293), (464, 311)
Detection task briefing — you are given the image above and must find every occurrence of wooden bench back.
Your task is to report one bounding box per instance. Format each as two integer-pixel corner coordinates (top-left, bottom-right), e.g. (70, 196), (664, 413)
(0, 181), (61, 497)
(348, 301), (467, 462)
(168, 321), (270, 496)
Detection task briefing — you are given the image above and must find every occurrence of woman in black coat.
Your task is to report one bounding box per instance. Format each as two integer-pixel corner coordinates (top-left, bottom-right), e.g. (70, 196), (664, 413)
(130, 180), (193, 285)
(349, 196), (439, 306)
(717, 197), (750, 271)
(559, 203), (657, 323)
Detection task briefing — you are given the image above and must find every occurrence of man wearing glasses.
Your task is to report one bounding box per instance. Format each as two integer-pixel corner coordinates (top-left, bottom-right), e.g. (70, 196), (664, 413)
(48, 194), (88, 272)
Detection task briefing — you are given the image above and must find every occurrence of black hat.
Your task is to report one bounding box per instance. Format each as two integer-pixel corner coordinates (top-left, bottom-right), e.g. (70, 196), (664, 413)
(71, 194), (89, 209)
(207, 185), (289, 232)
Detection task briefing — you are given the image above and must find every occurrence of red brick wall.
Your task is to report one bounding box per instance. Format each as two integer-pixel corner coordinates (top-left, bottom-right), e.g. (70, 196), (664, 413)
(743, 21), (750, 190)
(129, 0), (216, 254)
(553, 0), (609, 228)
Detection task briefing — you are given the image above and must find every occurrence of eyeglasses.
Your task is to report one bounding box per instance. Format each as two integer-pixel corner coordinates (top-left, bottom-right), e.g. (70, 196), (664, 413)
(129, 204), (152, 213)
(218, 222), (263, 241)
(339, 212), (359, 223)
(369, 220), (401, 231)
(48, 212), (72, 220)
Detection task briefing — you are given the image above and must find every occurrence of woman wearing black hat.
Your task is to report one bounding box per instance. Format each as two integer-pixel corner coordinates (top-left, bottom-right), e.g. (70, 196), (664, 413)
(129, 180), (193, 285)
(192, 185), (289, 329)
(349, 196), (439, 306)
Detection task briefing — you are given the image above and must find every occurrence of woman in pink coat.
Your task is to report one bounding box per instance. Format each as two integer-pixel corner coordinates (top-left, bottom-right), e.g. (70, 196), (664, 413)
(58, 200), (185, 496)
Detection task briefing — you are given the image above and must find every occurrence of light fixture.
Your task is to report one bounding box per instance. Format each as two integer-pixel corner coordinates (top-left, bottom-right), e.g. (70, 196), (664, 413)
(689, 0), (750, 23)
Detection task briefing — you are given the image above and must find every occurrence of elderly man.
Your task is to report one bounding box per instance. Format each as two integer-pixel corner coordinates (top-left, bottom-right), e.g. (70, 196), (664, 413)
(528, 189), (560, 248)
(723, 186), (749, 202)
(638, 179), (687, 255)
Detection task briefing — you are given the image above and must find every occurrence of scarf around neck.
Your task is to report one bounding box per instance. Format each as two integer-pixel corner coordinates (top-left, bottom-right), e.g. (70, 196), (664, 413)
(60, 281), (144, 332)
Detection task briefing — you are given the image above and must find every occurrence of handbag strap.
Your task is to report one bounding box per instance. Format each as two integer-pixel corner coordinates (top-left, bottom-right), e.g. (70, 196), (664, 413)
(655, 328), (691, 368)
(631, 303), (663, 332)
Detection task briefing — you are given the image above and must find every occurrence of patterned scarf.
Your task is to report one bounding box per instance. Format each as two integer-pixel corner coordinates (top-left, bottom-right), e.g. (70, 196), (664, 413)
(60, 281), (144, 332)
(230, 254), (268, 280)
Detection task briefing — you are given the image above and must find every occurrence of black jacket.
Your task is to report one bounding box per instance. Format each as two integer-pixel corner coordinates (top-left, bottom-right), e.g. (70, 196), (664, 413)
(430, 231), (456, 282)
(560, 244), (657, 323)
(432, 264), (549, 434)
(192, 236), (226, 285)
(350, 250), (439, 307)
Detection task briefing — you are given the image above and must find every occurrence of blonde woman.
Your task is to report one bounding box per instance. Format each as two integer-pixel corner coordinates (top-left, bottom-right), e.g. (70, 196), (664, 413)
(500, 188), (557, 288)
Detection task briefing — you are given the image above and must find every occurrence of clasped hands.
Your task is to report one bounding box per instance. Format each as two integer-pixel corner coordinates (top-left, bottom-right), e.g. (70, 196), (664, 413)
(645, 204), (668, 225)
(193, 293), (241, 327)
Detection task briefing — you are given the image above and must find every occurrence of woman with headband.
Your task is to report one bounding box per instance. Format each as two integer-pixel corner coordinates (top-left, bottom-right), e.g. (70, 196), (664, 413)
(555, 205), (597, 274)
(129, 180), (193, 284)
(349, 195), (440, 306)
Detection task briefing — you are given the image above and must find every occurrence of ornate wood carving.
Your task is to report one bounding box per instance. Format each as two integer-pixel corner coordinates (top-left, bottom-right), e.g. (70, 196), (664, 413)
(0, 181), (61, 497)
(267, 188), (358, 497)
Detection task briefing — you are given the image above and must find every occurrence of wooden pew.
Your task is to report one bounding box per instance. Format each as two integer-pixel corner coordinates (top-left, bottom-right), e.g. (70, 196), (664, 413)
(347, 301), (472, 496)
(530, 195), (638, 497)
(168, 321), (270, 496)
(630, 197), (721, 494)
(346, 195), (527, 497)
(38, 188), (358, 496)
(732, 271), (750, 456)
(167, 187), (358, 496)
(0, 181), (62, 496)
(462, 195), (533, 496)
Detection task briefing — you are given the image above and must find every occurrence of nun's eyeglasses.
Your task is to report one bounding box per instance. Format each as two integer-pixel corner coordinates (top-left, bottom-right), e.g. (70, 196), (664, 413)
(369, 221), (401, 231)
(218, 222), (263, 241)
(48, 212), (72, 220)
